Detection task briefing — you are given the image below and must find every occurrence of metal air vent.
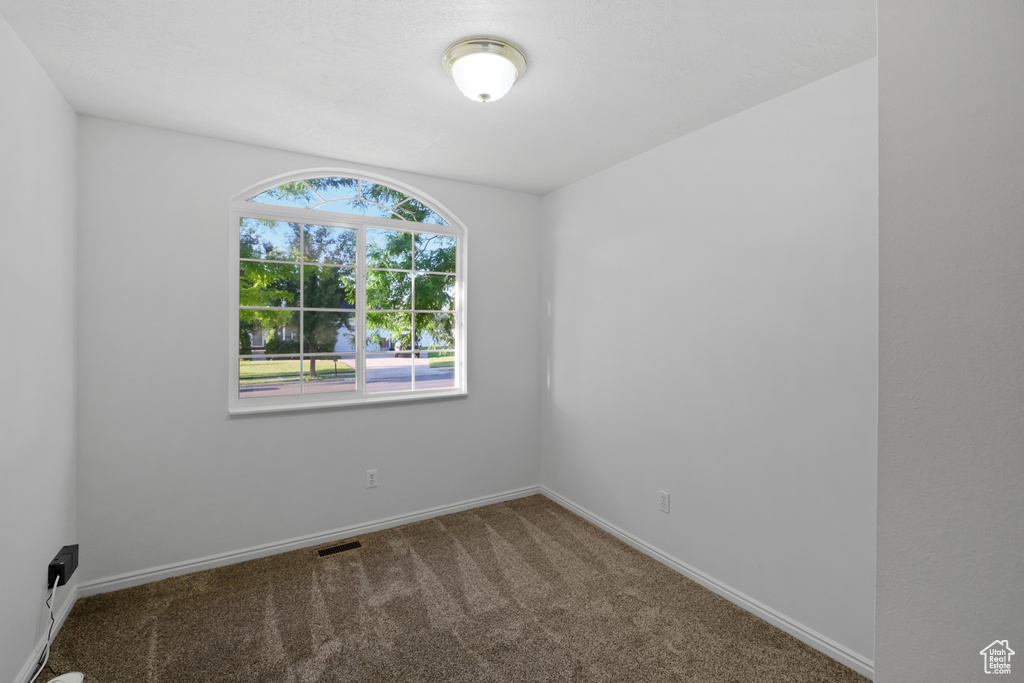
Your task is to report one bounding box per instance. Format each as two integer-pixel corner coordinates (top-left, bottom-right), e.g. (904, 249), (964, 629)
(317, 541), (362, 557)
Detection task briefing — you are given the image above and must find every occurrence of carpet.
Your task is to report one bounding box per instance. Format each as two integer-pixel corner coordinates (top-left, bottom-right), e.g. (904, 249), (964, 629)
(47, 495), (868, 682)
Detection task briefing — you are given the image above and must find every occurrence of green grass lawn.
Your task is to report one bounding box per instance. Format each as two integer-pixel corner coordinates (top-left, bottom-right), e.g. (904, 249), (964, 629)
(428, 351), (455, 368)
(240, 355), (453, 384)
(240, 359), (354, 384)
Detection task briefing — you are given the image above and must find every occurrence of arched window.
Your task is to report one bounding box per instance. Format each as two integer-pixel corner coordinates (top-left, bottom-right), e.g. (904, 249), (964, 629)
(229, 171), (466, 413)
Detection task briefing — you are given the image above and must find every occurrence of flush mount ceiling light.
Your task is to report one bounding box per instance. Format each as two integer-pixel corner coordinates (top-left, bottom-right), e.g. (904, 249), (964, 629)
(442, 37), (527, 103)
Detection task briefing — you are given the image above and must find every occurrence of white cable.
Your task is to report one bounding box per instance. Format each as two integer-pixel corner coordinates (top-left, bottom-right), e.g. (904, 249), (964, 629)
(28, 576), (59, 683)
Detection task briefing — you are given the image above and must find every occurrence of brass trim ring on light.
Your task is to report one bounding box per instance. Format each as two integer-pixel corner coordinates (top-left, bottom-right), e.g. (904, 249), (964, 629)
(442, 37), (528, 83)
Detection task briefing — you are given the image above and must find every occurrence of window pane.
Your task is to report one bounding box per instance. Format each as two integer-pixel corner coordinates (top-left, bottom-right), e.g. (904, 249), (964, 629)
(248, 178), (447, 225)
(414, 313), (455, 349)
(315, 198), (405, 219)
(305, 311), (357, 353)
(415, 353), (455, 390)
(367, 228), (413, 269)
(415, 233), (456, 272)
(312, 180), (448, 224)
(304, 265), (355, 310)
(361, 184), (447, 225)
(241, 310), (300, 354)
(311, 179), (408, 219)
(239, 262), (300, 308)
(366, 270), (412, 310)
(366, 312), (412, 352)
(303, 224), (356, 265)
(366, 354), (412, 393)
(239, 176), (462, 408)
(240, 218), (299, 260)
(239, 356), (302, 398)
(302, 177), (358, 201)
(414, 274), (455, 311)
(239, 313), (260, 355)
(248, 181), (323, 208)
(303, 354), (356, 395)
(398, 201), (447, 226)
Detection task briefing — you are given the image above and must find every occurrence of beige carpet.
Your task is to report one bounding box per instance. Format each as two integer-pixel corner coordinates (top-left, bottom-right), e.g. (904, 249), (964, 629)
(48, 495), (868, 682)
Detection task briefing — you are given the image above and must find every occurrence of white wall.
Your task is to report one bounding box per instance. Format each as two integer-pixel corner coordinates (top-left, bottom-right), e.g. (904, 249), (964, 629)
(0, 13), (79, 683)
(540, 60), (877, 668)
(76, 118), (543, 584)
(876, 3), (1024, 681)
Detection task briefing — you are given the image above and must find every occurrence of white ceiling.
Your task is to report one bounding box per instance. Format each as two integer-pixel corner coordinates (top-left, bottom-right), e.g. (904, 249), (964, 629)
(0, 0), (875, 195)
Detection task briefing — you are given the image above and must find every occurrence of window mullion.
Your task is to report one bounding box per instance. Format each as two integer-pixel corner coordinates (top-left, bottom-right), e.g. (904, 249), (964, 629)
(299, 222), (305, 394)
(410, 257), (416, 391)
(357, 225), (367, 394)
(230, 175), (464, 413)
(240, 205), (459, 236)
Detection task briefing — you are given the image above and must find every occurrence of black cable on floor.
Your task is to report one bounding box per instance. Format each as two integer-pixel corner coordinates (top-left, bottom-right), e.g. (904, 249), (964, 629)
(28, 577), (59, 683)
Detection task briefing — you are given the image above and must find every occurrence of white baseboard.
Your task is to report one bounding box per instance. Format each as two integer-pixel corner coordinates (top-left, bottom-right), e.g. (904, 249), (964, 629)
(78, 485), (541, 598)
(68, 484), (872, 679)
(539, 486), (874, 680)
(15, 580), (79, 683)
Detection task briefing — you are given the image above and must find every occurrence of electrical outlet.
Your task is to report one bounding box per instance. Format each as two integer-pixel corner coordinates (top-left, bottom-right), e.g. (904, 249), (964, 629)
(658, 490), (670, 514)
(366, 469), (378, 488)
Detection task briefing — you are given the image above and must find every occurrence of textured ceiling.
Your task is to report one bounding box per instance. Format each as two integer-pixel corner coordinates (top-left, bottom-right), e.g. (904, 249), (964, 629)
(0, 0), (875, 195)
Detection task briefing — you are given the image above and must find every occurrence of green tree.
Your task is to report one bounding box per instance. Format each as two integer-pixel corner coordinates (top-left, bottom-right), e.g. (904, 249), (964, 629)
(239, 217), (356, 378)
(295, 223), (356, 379)
(239, 219), (299, 353)
(366, 231), (455, 353)
(242, 177), (455, 372)
(239, 323), (252, 356)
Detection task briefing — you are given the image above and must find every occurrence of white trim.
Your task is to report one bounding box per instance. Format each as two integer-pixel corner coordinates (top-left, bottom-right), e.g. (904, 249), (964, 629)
(228, 167), (468, 415)
(15, 582), (79, 683)
(77, 486), (540, 597)
(228, 386), (467, 415)
(539, 486), (875, 680)
(21, 489), (870, 680)
(231, 167), (465, 232)
(234, 203), (462, 236)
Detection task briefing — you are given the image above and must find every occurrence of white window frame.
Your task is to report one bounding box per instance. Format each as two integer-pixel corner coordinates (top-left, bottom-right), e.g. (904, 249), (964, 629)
(228, 168), (467, 414)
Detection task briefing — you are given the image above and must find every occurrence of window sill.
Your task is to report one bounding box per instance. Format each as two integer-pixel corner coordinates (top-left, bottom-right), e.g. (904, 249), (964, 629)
(228, 387), (468, 415)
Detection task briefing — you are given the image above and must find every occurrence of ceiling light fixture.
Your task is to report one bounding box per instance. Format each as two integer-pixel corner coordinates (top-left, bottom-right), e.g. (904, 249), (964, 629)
(442, 37), (527, 103)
